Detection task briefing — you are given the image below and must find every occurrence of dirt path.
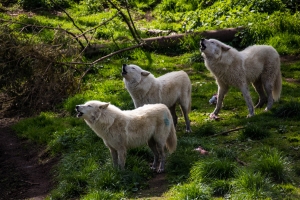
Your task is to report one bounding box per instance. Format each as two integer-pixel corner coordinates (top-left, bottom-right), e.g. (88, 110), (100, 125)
(0, 117), (57, 200)
(0, 117), (169, 200)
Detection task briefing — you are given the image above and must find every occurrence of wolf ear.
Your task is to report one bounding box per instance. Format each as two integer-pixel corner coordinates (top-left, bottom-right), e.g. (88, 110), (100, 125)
(141, 70), (150, 76)
(99, 103), (109, 109)
(221, 45), (230, 51)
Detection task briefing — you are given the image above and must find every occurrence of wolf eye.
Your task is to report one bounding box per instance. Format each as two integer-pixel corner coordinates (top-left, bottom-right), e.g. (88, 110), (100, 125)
(87, 105), (92, 107)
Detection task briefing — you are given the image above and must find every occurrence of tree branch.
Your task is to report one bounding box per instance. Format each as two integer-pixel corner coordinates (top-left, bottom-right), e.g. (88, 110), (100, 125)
(49, 0), (89, 47)
(107, 0), (141, 44)
(209, 127), (245, 137)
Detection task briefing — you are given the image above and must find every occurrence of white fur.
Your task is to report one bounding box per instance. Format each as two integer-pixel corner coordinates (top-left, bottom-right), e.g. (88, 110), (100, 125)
(76, 100), (177, 173)
(200, 38), (282, 117)
(122, 64), (192, 132)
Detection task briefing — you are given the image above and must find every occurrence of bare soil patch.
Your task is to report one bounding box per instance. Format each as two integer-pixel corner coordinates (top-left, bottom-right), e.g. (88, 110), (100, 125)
(0, 117), (57, 200)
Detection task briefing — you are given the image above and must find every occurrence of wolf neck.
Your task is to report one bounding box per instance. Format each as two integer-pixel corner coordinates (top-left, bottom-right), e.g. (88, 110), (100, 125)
(84, 109), (120, 139)
(130, 75), (156, 98)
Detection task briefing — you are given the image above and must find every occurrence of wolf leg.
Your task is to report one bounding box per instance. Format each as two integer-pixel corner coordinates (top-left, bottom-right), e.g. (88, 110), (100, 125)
(148, 137), (159, 171)
(169, 104), (178, 127)
(253, 78), (267, 108)
(180, 103), (191, 133)
(155, 142), (166, 173)
(117, 148), (127, 170)
(213, 83), (229, 115)
(240, 85), (255, 117)
(108, 146), (118, 168)
(263, 82), (274, 111)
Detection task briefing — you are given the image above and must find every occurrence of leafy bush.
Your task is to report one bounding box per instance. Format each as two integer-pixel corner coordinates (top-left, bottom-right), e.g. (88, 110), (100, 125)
(18, 0), (71, 10)
(0, 27), (78, 115)
(230, 0), (285, 14)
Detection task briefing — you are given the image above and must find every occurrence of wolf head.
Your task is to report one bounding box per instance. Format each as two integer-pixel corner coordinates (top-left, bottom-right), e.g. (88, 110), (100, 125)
(122, 64), (150, 84)
(75, 100), (109, 122)
(200, 39), (231, 59)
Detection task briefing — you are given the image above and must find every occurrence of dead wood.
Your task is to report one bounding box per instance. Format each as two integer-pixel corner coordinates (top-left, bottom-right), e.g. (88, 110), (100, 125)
(209, 127), (245, 137)
(142, 27), (244, 49)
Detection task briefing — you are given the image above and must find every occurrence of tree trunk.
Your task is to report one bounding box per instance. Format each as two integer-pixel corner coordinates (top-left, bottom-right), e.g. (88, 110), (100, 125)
(142, 27), (244, 49)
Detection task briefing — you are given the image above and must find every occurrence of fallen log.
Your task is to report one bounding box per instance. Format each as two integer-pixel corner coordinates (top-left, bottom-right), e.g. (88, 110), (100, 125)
(142, 27), (244, 49)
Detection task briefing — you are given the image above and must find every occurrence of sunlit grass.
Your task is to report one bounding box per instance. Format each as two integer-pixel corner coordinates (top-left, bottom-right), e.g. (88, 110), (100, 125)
(6, 1), (300, 199)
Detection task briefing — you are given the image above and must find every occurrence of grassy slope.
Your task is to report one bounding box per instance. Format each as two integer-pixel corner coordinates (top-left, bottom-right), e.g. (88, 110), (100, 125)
(5, 1), (300, 199)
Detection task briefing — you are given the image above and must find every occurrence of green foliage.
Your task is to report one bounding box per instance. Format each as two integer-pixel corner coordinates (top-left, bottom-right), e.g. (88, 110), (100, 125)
(232, 170), (276, 199)
(12, 112), (80, 144)
(196, 122), (218, 136)
(3, 0), (300, 199)
(239, 123), (270, 140)
(80, 0), (108, 13)
(165, 183), (211, 200)
(190, 157), (237, 182)
(18, 0), (71, 10)
(158, 0), (200, 12)
(252, 147), (290, 182)
(231, 0), (285, 14)
(128, 0), (159, 10)
(274, 101), (300, 118)
(211, 180), (231, 196)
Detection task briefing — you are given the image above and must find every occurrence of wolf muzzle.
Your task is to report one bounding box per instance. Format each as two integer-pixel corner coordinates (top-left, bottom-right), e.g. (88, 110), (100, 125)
(75, 105), (83, 117)
(122, 64), (127, 75)
(200, 39), (206, 51)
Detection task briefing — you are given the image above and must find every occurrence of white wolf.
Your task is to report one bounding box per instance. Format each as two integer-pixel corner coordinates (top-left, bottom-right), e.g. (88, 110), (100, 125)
(75, 100), (177, 173)
(122, 64), (192, 132)
(200, 38), (282, 118)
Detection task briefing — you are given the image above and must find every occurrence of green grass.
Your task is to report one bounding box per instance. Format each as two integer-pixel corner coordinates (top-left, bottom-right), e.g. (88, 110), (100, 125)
(20, 51), (298, 199)
(5, 1), (300, 199)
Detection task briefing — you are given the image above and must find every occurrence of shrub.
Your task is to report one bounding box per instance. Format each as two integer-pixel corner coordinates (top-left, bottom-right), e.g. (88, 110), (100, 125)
(18, 0), (71, 10)
(0, 27), (78, 115)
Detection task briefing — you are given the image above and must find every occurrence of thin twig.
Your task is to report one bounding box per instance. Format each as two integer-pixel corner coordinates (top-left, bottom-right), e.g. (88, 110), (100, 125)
(49, 0), (89, 46)
(125, 0), (140, 39)
(208, 127), (245, 137)
(236, 158), (248, 166)
(0, 18), (85, 50)
(107, 0), (141, 44)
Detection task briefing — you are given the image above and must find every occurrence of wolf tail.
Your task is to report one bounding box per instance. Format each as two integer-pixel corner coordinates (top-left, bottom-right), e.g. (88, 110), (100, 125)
(166, 124), (177, 154)
(273, 69), (282, 101)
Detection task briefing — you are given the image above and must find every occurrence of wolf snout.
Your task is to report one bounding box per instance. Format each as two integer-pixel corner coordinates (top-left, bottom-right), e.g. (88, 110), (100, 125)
(200, 39), (206, 51)
(75, 105), (83, 117)
(122, 64), (127, 75)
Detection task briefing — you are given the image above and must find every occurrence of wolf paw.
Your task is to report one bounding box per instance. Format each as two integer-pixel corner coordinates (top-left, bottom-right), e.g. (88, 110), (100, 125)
(209, 113), (220, 120)
(156, 168), (165, 173)
(194, 146), (209, 155)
